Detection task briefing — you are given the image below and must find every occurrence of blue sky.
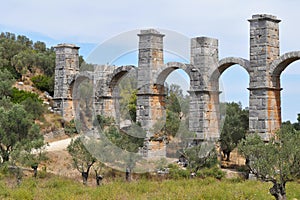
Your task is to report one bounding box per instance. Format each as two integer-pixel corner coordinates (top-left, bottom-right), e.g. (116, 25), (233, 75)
(0, 0), (300, 122)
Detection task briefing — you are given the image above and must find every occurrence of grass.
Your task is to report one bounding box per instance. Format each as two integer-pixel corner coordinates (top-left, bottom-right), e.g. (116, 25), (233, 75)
(1, 174), (300, 200)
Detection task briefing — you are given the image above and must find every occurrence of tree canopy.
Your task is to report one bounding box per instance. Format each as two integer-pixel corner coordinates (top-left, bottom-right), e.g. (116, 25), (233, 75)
(0, 32), (56, 95)
(220, 102), (249, 161)
(238, 123), (300, 200)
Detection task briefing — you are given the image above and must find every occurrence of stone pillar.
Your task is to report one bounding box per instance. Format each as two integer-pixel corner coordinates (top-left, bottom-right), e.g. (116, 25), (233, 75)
(53, 44), (80, 121)
(94, 65), (118, 119)
(189, 37), (220, 140)
(136, 29), (166, 138)
(248, 14), (281, 140)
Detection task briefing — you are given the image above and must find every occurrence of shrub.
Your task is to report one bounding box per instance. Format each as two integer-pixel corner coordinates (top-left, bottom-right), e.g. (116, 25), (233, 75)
(11, 87), (41, 104)
(64, 119), (78, 136)
(31, 75), (54, 96)
(197, 166), (226, 180)
(167, 164), (190, 179)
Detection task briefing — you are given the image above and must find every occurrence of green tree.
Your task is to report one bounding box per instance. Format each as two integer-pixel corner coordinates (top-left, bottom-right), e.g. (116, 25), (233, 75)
(21, 97), (45, 120)
(0, 69), (14, 98)
(95, 115), (144, 177)
(93, 161), (105, 186)
(238, 124), (300, 200)
(67, 137), (96, 185)
(182, 141), (218, 173)
(0, 104), (39, 163)
(10, 124), (47, 178)
(33, 41), (46, 52)
(10, 87), (42, 104)
(31, 74), (54, 95)
(128, 90), (137, 122)
(220, 102), (249, 161)
(117, 73), (137, 122)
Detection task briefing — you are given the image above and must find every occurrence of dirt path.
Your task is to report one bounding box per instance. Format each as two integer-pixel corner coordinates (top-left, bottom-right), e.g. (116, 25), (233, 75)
(45, 137), (76, 152)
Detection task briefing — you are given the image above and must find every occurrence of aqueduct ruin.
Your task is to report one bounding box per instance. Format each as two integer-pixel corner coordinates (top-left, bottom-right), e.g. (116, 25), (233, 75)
(53, 14), (300, 147)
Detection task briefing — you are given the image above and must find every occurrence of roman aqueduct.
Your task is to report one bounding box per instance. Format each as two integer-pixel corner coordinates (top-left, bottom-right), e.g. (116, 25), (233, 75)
(53, 14), (300, 149)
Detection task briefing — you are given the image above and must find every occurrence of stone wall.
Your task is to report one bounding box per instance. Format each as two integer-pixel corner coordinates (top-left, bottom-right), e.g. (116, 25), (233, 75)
(53, 14), (300, 157)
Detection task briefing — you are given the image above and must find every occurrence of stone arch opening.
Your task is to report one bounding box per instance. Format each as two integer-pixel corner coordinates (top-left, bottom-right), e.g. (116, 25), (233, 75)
(106, 65), (137, 123)
(210, 57), (251, 82)
(107, 65), (137, 90)
(213, 58), (250, 162)
(72, 72), (95, 131)
(153, 62), (193, 157)
(270, 52), (300, 123)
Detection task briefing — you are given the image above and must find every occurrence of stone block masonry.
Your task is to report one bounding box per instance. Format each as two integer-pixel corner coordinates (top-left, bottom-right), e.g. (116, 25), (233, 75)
(53, 14), (300, 157)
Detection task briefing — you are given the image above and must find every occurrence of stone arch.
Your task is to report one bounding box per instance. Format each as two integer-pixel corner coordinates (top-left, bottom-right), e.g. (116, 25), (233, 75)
(155, 62), (204, 87)
(155, 62), (189, 85)
(71, 72), (95, 131)
(107, 65), (137, 89)
(72, 72), (95, 97)
(270, 51), (300, 77)
(210, 57), (251, 82)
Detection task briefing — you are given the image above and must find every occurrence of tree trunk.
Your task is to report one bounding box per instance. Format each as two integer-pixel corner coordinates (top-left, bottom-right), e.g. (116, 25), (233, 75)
(96, 175), (103, 186)
(95, 170), (103, 186)
(32, 164), (38, 178)
(16, 167), (23, 186)
(126, 167), (131, 182)
(82, 172), (88, 185)
(270, 183), (287, 200)
(226, 151), (231, 161)
(1, 150), (9, 162)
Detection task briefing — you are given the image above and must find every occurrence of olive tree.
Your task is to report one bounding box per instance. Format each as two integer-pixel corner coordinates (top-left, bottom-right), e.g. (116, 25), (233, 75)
(238, 124), (300, 200)
(67, 137), (96, 185)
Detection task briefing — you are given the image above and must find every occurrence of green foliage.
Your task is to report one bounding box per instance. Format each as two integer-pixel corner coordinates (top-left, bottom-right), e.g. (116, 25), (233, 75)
(166, 164), (190, 179)
(152, 84), (190, 139)
(283, 113), (300, 131)
(95, 115), (145, 153)
(196, 166), (226, 180)
(128, 89), (137, 122)
(21, 97), (45, 120)
(31, 74), (54, 95)
(67, 137), (96, 184)
(67, 137), (96, 173)
(96, 114), (115, 128)
(11, 87), (41, 104)
(0, 104), (38, 163)
(0, 69), (14, 98)
(104, 124), (145, 153)
(220, 102), (249, 160)
(165, 109), (181, 137)
(238, 123), (300, 199)
(117, 74), (137, 122)
(166, 84), (189, 116)
(79, 61), (93, 72)
(10, 124), (47, 175)
(64, 119), (78, 136)
(1, 174), (300, 199)
(0, 32), (56, 78)
(10, 88), (44, 120)
(183, 142), (219, 173)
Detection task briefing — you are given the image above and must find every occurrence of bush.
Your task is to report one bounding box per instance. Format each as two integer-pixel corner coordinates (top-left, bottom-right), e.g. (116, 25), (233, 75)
(167, 164), (190, 179)
(31, 75), (54, 96)
(64, 119), (78, 136)
(197, 166), (226, 180)
(11, 87), (42, 104)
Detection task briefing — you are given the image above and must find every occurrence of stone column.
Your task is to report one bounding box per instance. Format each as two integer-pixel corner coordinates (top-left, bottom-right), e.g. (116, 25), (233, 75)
(53, 44), (80, 121)
(248, 14), (281, 140)
(189, 37), (220, 140)
(94, 65), (118, 119)
(136, 29), (166, 138)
